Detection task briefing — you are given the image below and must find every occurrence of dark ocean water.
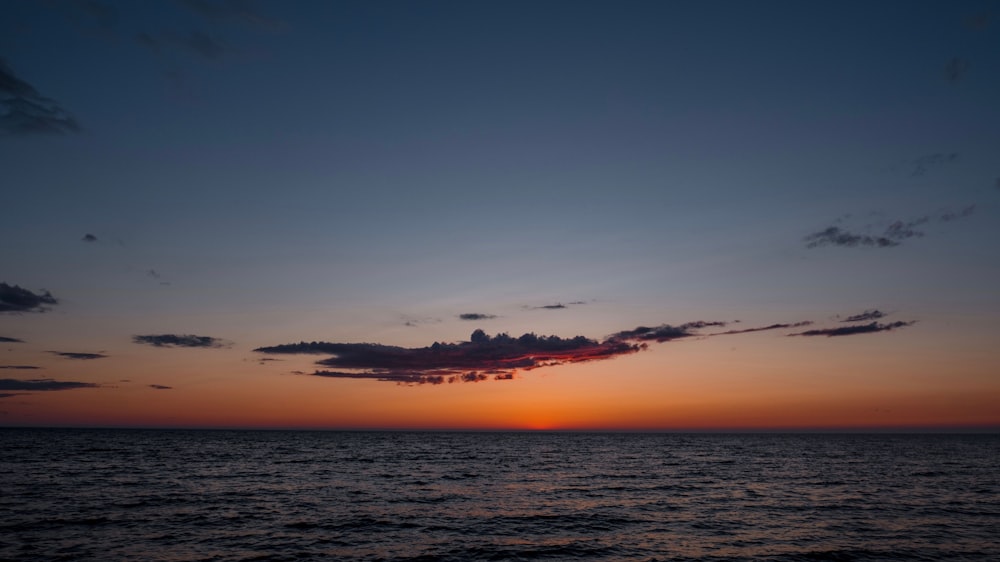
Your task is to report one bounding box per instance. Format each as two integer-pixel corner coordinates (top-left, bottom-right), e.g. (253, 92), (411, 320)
(1, 430), (998, 561)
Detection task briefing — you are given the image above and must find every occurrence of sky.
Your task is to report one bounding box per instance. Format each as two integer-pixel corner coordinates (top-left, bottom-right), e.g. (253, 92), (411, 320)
(2, 0), (999, 430)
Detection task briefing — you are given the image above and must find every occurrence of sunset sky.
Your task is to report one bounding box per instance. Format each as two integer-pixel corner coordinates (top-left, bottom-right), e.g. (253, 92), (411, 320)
(2, 0), (999, 430)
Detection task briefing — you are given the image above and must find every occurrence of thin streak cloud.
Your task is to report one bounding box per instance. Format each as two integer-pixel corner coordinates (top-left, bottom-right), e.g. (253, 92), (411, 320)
(710, 321), (814, 336)
(0, 378), (98, 392)
(791, 321), (915, 337)
(132, 334), (229, 348)
(48, 351), (108, 360)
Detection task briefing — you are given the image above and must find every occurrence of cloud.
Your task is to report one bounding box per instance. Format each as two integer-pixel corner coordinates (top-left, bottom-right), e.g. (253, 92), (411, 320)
(82, 233), (98, 242)
(530, 301), (587, 310)
(149, 384), (173, 390)
(0, 365), (41, 370)
(132, 334), (229, 348)
(791, 321), (915, 337)
(459, 313), (497, 321)
(136, 32), (160, 52)
(938, 205), (976, 222)
(185, 31), (227, 59)
(607, 321), (727, 343)
(255, 322), (739, 385)
(842, 310), (887, 323)
(178, 0), (287, 31)
(710, 321), (813, 336)
(1, 59), (81, 136)
(911, 152), (959, 176)
(804, 227), (897, 249)
(48, 351), (108, 360)
(134, 1), (285, 62)
(0, 378), (98, 392)
(0, 336), (25, 343)
(945, 58), (969, 83)
(67, 0), (119, 35)
(805, 206), (976, 249)
(965, 12), (991, 31)
(0, 282), (58, 313)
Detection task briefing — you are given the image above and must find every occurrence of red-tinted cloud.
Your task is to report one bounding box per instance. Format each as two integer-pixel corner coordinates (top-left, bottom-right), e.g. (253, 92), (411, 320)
(255, 323), (722, 385)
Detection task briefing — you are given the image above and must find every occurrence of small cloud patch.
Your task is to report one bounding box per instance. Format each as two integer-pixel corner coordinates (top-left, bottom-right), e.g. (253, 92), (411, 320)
(0, 283), (58, 313)
(842, 310), (887, 323)
(48, 351), (108, 360)
(132, 334), (229, 348)
(459, 313), (497, 321)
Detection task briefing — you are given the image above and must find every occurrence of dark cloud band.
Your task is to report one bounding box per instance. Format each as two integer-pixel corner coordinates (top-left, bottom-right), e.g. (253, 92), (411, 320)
(0, 378), (98, 392)
(791, 321), (915, 337)
(459, 313), (497, 321)
(257, 321), (729, 385)
(132, 334), (228, 348)
(48, 351), (108, 360)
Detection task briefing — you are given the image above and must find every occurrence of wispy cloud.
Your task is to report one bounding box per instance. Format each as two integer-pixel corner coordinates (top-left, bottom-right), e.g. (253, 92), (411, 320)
(0, 378), (98, 393)
(710, 321), (813, 336)
(82, 233), (98, 242)
(791, 321), (915, 337)
(0, 59), (80, 136)
(459, 313), (497, 321)
(944, 58), (969, 83)
(178, 0), (287, 31)
(964, 12), (991, 31)
(0, 336), (25, 343)
(48, 351), (108, 360)
(530, 301), (587, 311)
(842, 310), (887, 323)
(804, 206), (975, 249)
(135, 0), (285, 63)
(912, 152), (958, 175)
(0, 365), (41, 370)
(607, 321), (727, 343)
(803, 227), (897, 248)
(149, 384), (173, 390)
(0, 283), (58, 313)
(184, 30), (227, 59)
(132, 334), (229, 348)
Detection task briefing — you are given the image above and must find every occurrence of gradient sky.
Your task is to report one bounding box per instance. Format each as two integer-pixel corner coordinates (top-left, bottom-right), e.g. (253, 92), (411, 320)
(2, 0), (999, 430)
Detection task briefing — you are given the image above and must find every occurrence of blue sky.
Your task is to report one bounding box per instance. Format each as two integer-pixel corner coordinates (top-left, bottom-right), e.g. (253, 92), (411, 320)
(2, 0), (998, 428)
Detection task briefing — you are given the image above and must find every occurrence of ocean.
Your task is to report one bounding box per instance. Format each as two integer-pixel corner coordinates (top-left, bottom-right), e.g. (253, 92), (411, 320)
(1, 429), (998, 561)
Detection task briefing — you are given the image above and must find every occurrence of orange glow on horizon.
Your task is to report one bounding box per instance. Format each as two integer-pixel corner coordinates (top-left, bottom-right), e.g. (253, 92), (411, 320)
(1, 332), (997, 431)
